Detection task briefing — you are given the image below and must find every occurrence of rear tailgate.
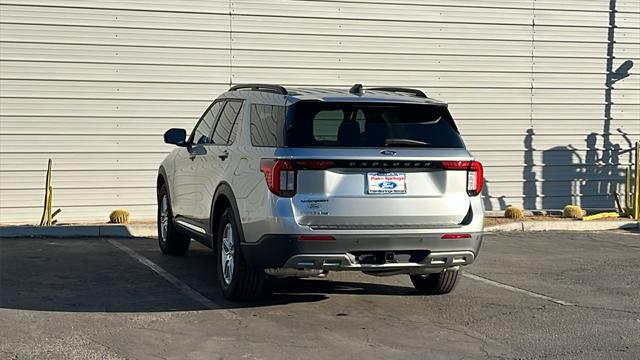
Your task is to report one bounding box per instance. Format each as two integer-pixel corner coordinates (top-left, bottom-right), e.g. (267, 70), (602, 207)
(287, 149), (474, 229)
(268, 100), (479, 229)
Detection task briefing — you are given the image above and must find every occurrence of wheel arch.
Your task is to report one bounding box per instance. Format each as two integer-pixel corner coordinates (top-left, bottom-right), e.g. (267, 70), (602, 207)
(211, 182), (245, 248)
(157, 166), (169, 195)
(156, 166), (175, 224)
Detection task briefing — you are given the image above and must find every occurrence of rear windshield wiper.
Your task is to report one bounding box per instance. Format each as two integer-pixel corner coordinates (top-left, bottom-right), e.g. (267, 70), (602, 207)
(384, 138), (433, 147)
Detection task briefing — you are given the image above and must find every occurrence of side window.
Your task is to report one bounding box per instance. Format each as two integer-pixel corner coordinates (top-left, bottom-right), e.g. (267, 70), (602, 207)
(212, 100), (243, 145)
(226, 102), (244, 145)
(250, 104), (286, 147)
(191, 101), (224, 145)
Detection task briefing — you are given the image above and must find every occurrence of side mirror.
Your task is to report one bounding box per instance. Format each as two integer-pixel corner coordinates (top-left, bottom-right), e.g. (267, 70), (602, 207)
(164, 128), (187, 146)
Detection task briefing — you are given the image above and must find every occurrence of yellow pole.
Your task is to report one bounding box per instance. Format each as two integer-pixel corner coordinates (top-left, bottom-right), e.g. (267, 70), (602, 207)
(625, 166), (631, 214)
(633, 141), (640, 220)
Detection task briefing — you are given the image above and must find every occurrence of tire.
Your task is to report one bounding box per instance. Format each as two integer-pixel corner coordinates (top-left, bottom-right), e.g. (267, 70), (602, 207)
(157, 184), (190, 256)
(410, 269), (461, 295)
(216, 207), (265, 300)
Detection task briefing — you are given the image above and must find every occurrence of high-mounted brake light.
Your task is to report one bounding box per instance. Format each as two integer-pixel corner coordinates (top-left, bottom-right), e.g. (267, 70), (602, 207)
(294, 160), (334, 170)
(441, 160), (483, 196)
(441, 160), (469, 170)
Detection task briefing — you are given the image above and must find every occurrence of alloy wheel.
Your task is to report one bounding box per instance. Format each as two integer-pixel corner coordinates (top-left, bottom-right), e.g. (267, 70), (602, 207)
(221, 223), (235, 285)
(159, 195), (169, 242)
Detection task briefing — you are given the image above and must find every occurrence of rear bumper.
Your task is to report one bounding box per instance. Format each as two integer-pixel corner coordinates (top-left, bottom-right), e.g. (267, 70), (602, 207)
(281, 251), (475, 273)
(241, 232), (482, 271)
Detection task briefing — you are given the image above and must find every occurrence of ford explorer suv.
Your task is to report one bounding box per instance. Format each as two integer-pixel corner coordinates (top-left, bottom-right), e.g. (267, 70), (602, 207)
(157, 84), (484, 300)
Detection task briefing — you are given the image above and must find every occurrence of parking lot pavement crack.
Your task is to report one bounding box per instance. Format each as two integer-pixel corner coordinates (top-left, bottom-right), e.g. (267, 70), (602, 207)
(463, 308), (528, 326)
(436, 323), (510, 360)
(365, 310), (507, 357)
(572, 304), (640, 316)
(463, 273), (576, 306)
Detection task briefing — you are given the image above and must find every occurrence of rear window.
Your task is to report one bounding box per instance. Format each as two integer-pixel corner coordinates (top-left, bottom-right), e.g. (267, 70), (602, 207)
(286, 102), (464, 148)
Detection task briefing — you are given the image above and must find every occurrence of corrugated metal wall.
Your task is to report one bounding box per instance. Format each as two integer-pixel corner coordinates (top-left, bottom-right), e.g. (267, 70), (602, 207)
(1, 0), (639, 224)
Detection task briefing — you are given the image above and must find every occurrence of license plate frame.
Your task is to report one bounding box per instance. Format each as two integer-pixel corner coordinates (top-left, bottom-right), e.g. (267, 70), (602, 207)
(366, 172), (407, 194)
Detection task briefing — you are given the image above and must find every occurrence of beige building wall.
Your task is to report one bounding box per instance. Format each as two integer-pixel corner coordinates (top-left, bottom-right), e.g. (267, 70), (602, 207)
(1, 0), (638, 223)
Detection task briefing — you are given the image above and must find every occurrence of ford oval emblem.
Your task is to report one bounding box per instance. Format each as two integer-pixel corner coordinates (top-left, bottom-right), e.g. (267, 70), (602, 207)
(378, 181), (398, 189)
(380, 150), (397, 156)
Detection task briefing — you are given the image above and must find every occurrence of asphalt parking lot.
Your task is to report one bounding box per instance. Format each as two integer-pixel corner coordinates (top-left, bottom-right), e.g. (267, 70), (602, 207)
(1, 230), (639, 360)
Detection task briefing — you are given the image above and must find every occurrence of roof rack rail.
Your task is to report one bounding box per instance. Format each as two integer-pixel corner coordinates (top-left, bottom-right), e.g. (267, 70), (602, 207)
(367, 87), (427, 98)
(229, 83), (288, 95)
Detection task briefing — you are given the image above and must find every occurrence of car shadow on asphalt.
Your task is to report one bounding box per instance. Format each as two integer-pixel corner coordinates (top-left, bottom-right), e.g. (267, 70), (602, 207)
(618, 227), (640, 234)
(268, 277), (416, 297)
(0, 238), (418, 313)
(197, 278), (419, 311)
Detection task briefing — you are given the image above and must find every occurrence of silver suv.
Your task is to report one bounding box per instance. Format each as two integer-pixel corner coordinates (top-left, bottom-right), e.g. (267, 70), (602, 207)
(157, 84), (484, 300)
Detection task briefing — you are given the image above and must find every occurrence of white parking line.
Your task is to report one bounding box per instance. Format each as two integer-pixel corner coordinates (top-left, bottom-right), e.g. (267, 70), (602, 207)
(463, 272), (576, 306)
(107, 239), (226, 311)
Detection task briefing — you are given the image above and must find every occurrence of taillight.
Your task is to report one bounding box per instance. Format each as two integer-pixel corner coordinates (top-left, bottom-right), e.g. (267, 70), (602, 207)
(260, 159), (296, 197)
(441, 160), (483, 196)
(467, 161), (483, 196)
(260, 159), (336, 197)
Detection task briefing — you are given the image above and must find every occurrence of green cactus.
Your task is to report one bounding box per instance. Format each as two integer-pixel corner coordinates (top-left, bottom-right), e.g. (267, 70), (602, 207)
(109, 209), (131, 224)
(504, 206), (525, 219)
(562, 205), (583, 219)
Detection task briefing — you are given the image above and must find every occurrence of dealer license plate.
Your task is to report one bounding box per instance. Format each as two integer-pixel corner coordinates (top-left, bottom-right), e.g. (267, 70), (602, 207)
(367, 172), (407, 194)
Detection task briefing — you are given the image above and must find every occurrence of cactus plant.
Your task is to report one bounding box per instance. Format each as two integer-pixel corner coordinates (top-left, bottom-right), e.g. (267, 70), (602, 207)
(562, 205), (583, 219)
(504, 206), (525, 219)
(109, 208), (130, 224)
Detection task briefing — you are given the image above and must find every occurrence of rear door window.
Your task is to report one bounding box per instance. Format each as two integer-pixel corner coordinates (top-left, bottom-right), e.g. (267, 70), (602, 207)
(286, 102), (464, 148)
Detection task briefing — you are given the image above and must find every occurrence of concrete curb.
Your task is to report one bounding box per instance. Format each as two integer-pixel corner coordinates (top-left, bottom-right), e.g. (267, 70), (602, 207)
(0, 224), (157, 238)
(485, 220), (639, 232)
(2, 220), (638, 238)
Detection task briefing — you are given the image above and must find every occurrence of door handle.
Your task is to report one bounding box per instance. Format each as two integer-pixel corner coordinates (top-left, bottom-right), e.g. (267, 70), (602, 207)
(218, 150), (229, 161)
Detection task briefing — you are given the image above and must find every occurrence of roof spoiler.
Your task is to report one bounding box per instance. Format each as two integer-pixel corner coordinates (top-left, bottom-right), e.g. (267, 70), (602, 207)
(367, 87), (427, 98)
(229, 84), (288, 95)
